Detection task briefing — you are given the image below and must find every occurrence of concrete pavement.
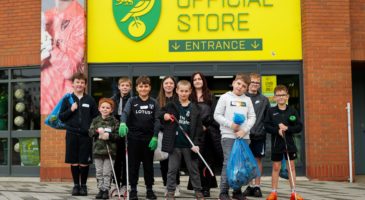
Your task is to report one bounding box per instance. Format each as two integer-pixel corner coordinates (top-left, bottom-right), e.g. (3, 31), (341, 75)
(0, 176), (364, 200)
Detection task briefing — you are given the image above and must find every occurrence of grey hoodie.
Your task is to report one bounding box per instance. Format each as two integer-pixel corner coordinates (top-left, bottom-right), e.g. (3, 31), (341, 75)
(214, 91), (256, 139)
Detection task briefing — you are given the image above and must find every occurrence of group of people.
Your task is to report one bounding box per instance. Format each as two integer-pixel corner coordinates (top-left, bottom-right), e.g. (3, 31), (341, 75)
(58, 71), (303, 200)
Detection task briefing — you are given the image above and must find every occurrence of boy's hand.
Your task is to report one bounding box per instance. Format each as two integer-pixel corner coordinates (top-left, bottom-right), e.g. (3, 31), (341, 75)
(235, 130), (247, 138)
(148, 136), (158, 150)
(118, 123), (128, 137)
(278, 129), (285, 137)
(231, 123), (240, 132)
(191, 146), (200, 153)
(279, 123), (288, 131)
(97, 127), (104, 134)
(99, 132), (109, 140)
(71, 102), (78, 112)
(164, 113), (175, 122)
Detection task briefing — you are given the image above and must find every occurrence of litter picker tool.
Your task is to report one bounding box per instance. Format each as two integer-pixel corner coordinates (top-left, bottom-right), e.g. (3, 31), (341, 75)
(171, 115), (214, 176)
(124, 136), (130, 200)
(106, 143), (122, 200)
(282, 134), (297, 200)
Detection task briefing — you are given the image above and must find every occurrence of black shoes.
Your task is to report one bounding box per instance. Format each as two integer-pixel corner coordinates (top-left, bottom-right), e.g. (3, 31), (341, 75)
(243, 186), (253, 196)
(219, 193), (232, 200)
(79, 184), (87, 196)
(202, 189), (211, 197)
(129, 190), (138, 200)
(71, 184), (80, 196)
(95, 190), (103, 199)
(102, 190), (109, 199)
(252, 186), (263, 197)
(232, 190), (247, 200)
(146, 190), (157, 200)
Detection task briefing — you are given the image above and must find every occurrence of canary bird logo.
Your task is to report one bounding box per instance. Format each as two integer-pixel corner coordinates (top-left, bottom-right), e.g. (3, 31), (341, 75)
(113, 0), (161, 41)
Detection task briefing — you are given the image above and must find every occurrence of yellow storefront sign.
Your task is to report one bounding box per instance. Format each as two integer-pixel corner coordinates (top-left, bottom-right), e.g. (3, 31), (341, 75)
(88, 0), (302, 62)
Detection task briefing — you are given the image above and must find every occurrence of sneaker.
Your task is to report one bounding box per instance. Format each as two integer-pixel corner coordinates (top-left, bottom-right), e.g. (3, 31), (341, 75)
(95, 189), (103, 199)
(219, 193), (232, 200)
(279, 169), (289, 180)
(266, 192), (278, 200)
(79, 185), (88, 196)
(243, 186), (254, 196)
(102, 190), (109, 199)
(290, 192), (304, 200)
(195, 191), (205, 200)
(232, 190), (247, 200)
(146, 190), (157, 200)
(202, 189), (210, 197)
(175, 185), (181, 197)
(129, 190), (138, 200)
(165, 191), (175, 200)
(253, 186), (263, 197)
(120, 185), (127, 197)
(71, 184), (80, 196)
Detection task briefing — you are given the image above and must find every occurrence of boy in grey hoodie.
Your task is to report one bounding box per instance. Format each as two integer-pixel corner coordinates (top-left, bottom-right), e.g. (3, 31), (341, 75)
(214, 73), (256, 200)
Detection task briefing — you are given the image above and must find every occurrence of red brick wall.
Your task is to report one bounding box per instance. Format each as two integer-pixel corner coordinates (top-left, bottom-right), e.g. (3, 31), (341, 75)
(301, 1), (353, 180)
(350, 0), (365, 61)
(0, 0), (40, 66)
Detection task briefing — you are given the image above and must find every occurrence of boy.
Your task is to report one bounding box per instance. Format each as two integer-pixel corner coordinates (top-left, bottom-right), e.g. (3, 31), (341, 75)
(161, 80), (205, 200)
(264, 85), (303, 200)
(111, 77), (132, 193)
(118, 76), (160, 200)
(89, 98), (120, 199)
(59, 72), (99, 196)
(214, 73), (256, 200)
(243, 73), (270, 198)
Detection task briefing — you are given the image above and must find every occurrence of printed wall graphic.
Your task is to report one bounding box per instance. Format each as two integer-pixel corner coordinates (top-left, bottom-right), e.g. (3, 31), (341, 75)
(261, 75), (277, 106)
(41, 0), (86, 115)
(113, 0), (161, 41)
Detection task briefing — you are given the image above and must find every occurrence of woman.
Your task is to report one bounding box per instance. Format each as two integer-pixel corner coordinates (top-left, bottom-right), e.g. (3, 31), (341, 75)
(188, 72), (224, 197)
(156, 76), (181, 196)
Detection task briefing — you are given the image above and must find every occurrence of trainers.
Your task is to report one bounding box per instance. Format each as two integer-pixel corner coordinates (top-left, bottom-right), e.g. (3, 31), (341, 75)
(253, 186), (263, 197)
(129, 190), (138, 200)
(95, 189), (103, 199)
(290, 192), (304, 200)
(279, 169), (289, 180)
(120, 185), (127, 197)
(266, 192), (278, 200)
(175, 185), (181, 197)
(71, 184), (80, 196)
(202, 189), (210, 197)
(146, 190), (157, 200)
(219, 193), (232, 200)
(195, 191), (205, 200)
(243, 186), (254, 196)
(165, 191), (175, 200)
(102, 190), (109, 199)
(79, 185), (87, 196)
(232, 190), (247, 200)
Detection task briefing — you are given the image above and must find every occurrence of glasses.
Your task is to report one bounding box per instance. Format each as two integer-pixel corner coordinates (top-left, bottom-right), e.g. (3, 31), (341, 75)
(251, 81), (260, 84)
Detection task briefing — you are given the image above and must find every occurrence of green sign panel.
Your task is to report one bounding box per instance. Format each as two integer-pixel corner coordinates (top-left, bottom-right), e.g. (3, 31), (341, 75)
(169, 39), (263, 52)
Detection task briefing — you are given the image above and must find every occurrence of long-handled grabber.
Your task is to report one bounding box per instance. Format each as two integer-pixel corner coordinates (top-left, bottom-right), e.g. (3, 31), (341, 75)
(124, 136), (130, 200)
(106, 143), (122, 200)
(283, 134), (297, 200)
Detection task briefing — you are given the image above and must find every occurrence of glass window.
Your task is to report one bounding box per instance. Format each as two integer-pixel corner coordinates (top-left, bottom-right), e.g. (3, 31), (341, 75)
(12, 82), (40, 130)
(0, 138), (8, 165)
(0, 84), (8, 131)
(12, 68), (40, 79)
(0, 70), (9, 80)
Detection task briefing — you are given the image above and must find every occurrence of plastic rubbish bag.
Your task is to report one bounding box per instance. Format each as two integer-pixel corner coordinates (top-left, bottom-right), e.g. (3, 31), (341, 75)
(227, 139), (261, 190)
(233, 112), (245, 125)
(44, 93), (74, 129)
(153, 131), (169, 161)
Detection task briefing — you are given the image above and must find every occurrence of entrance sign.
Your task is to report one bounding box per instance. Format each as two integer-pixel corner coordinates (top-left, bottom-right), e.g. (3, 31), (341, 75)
(88, 0), (302, 62)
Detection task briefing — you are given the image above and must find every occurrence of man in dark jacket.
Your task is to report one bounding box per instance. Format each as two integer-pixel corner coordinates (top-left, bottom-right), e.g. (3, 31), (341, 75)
(160, 80), (205, 200)
(111, 77), (132, 192)
(59, 72), (99, 196)
(243, 73), (271, 198)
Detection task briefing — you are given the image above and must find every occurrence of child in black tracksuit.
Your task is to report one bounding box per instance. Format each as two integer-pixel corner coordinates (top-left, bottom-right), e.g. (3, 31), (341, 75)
(119, 76), (160, 200)
(264, 85), (303, 200)
(160, 80), (205, 200)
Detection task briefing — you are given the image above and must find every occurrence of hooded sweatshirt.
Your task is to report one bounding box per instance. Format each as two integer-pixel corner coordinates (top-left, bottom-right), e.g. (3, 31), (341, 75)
(214, 91), (256, 139)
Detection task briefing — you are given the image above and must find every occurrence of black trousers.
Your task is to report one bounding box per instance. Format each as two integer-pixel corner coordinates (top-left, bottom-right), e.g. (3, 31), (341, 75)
(114, 138), (127, 186)
(128, 138), (154, 188)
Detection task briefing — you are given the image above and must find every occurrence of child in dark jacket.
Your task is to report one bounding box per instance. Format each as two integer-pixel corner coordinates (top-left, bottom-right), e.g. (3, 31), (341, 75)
(264, 85), (303, 200)
(89, 98), (120, 199)
(160, 80), (205, 200)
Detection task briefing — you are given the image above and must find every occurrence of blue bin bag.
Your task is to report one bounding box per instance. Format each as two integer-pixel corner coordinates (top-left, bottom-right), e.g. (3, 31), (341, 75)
(45, 93), (74, 129)
(233, 112), (245, 125)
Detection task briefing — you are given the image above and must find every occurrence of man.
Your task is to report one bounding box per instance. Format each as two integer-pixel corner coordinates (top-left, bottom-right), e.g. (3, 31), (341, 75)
(59, 72), (99, 196)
